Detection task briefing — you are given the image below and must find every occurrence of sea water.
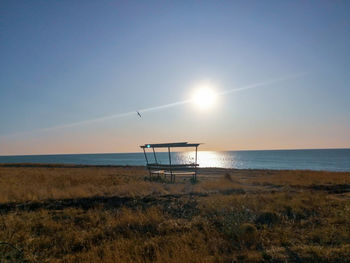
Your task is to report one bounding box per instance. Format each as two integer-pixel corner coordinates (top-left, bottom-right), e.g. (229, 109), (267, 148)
(1, 149), (350, 172)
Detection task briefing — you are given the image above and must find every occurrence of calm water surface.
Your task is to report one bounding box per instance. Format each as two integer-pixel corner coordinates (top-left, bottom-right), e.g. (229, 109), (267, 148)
(1, 149), (350, 171)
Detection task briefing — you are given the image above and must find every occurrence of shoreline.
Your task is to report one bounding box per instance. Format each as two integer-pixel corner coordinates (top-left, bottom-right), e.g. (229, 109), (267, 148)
(1, 162), (350, 173)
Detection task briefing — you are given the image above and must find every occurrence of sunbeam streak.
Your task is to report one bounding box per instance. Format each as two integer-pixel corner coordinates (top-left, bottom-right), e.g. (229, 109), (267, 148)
(0, 73), (305, 138)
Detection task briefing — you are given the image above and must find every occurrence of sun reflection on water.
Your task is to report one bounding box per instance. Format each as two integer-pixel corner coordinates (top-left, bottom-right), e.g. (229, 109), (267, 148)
(176, 151), (236, 168)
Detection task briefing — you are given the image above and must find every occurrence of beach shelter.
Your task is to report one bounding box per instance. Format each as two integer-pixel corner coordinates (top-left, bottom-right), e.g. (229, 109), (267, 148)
(140, 142), (200, 183)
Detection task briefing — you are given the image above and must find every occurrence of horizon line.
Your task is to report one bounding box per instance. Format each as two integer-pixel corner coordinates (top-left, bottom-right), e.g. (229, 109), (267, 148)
(1, 146), (349, 157)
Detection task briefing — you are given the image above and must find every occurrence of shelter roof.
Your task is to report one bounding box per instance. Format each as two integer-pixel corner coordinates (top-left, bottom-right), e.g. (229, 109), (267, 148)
(140, 142), (201, 148)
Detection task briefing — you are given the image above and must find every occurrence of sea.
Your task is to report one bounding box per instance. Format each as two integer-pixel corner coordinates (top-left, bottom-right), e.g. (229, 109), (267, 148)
(0, 149), (350, 172)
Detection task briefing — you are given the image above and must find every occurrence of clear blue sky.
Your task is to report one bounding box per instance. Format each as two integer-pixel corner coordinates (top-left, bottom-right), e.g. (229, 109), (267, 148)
(1, 0), (349, 155)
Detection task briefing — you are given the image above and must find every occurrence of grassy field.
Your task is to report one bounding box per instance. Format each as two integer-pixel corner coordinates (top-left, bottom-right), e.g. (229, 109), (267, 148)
(0, 164), (349, 262)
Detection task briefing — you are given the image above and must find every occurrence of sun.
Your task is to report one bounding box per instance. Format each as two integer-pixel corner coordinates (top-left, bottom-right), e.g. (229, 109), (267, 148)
(192, 84), (217, 110)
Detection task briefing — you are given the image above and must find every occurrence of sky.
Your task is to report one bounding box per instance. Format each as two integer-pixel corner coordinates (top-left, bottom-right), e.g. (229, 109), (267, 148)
(1, 0), (350, 155)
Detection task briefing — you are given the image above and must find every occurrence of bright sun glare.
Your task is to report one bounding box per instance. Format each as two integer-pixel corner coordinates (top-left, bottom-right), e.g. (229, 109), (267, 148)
(192, 84), (217, 110)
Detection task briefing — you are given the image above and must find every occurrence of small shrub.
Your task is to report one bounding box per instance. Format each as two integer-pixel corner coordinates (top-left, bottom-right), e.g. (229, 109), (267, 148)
(224, 173), (233, 182)
(238, 223), (258, 248)
(255, 211), (280, 226)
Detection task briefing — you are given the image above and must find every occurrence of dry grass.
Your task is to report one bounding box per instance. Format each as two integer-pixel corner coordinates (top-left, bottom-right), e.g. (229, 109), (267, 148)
(241, 169), (350, 186)
(0, 165), (245, 203)
(0, 165), (350, 262)
(0, 165), (145, 202)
